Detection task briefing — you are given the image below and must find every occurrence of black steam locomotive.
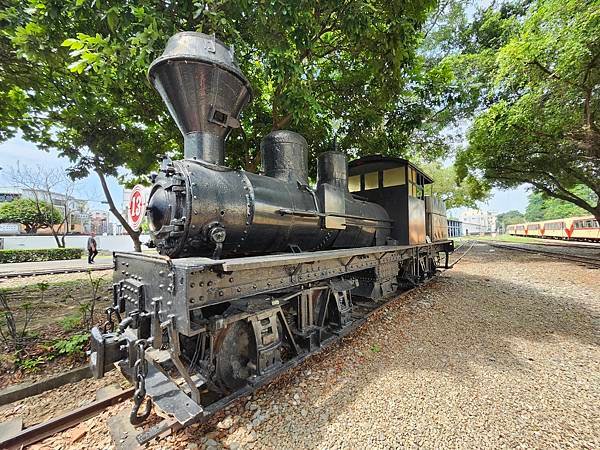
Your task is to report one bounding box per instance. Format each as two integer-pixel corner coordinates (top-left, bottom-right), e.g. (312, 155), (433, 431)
(89, 32), (453, 441)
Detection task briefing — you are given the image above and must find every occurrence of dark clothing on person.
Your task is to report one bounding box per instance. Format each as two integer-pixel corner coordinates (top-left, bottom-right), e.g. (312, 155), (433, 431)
(87, 237), (98, 264)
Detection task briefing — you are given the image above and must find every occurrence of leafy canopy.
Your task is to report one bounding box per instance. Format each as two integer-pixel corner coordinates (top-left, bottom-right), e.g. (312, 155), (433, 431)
(524, 186), (596, 222)
(0, 0), (449, 181)
(421, 161), (489, 209)
(496, 210), (525, 229)
(453, 0), (600, 220)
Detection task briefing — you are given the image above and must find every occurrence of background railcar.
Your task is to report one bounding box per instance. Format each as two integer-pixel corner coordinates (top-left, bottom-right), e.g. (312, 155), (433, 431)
(507, 215), (600, 241)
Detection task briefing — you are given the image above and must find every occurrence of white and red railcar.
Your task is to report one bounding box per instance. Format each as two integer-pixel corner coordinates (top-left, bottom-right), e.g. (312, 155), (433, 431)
(507, 216), (600, 242)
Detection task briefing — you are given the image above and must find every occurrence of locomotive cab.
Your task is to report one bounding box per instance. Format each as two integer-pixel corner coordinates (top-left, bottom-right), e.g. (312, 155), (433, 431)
(348, 156), (440, 245)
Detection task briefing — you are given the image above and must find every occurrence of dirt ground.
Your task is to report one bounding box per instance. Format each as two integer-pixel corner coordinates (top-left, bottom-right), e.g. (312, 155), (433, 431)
(10, 242), (600, 449)
(0, 271), (113, 387)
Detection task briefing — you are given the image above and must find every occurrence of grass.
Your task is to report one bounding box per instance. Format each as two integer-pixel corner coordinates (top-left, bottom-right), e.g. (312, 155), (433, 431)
(0, 276), (111, 332)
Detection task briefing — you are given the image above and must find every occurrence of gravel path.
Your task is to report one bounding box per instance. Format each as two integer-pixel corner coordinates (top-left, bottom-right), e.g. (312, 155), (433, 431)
(30, 242), (600, 449)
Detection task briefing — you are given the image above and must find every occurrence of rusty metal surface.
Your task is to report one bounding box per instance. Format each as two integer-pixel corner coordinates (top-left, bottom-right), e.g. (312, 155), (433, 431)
(408, 197), (426, 244)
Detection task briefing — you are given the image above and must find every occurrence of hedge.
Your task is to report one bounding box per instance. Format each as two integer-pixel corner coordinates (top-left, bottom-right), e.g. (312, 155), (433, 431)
(0, 248), (83, 264)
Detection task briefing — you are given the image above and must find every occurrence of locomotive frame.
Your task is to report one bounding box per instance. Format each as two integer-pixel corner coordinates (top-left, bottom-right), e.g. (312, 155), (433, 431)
(92, 239), (452, 441)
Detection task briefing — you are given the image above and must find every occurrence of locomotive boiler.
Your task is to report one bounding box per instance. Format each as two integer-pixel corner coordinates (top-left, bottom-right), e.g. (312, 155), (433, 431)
(89, 31), (453, 443)
(146, 32), (390, 259)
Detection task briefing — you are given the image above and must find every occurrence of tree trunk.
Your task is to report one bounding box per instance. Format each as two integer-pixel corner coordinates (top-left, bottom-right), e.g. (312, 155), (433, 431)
(95, 169), (142, 252)
(593, 207), (600, 227)
(49, 224), (65, 248)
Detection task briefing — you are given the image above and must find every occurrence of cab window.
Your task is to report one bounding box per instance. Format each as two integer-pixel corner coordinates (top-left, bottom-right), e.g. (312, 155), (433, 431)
(364, 171), (379, 190)
(383, 167), (405, 187)
(348, 175), (361, 192)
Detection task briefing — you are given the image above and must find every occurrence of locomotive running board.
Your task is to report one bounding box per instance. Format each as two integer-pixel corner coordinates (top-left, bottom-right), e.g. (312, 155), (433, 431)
(133, 275), (441, 445)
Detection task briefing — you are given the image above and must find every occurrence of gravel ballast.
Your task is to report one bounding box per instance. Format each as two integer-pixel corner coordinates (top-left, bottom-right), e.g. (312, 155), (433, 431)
(26, 243), (600, 449)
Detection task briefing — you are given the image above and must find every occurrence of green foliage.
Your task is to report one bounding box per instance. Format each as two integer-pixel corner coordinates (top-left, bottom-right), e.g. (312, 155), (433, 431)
(371, 343), (382, 353)
(497, 210), (525, 229)
(60, 314), (82, 332)
(16, 355), (45, 372)
(0, 198), (63, 234)
(0, 248), (83, 264)
(52, 333), (89, 356)
(0, 292), (37, 349)
(422, 161), (489, 209)
(0, 0), (454, 179)
(525, 186), (596, 221)
(453, 0), (600, 220)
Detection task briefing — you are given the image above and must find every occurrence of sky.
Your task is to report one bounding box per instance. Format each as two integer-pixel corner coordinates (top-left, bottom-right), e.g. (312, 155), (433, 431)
(0, 135), (124, 213)
(0, 135), (531, 215)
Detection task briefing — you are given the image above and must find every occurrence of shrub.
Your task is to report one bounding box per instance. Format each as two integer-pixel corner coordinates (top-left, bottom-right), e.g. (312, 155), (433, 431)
(16, 355), (46, 372)
(60, 314), (82, 332)
(52, 333), (89, 356)
(0, 248), (83, 264)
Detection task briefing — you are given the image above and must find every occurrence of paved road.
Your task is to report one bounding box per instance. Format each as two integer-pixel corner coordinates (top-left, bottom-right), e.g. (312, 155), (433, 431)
(0, 256), (113, 278)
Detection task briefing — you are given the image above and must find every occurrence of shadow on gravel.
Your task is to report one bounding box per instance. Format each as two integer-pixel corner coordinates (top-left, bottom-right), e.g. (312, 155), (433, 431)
(180, 246), (599, 448)
(239, 259), (599, 447)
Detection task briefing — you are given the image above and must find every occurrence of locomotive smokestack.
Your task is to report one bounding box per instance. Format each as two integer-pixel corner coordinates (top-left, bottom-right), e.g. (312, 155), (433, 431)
(148, 32), (252, 164)
(317, 152), (348, 191)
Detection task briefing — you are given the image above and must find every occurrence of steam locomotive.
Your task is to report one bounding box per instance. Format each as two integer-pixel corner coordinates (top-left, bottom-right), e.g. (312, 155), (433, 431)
(89, 32), (453, 441)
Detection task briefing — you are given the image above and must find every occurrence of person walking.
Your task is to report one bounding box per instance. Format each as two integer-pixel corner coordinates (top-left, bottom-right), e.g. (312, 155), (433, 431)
(87, 232), (98, 264)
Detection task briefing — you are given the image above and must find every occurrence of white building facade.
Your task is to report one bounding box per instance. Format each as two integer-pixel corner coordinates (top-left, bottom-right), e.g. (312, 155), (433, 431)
(458, 208), (498, 235)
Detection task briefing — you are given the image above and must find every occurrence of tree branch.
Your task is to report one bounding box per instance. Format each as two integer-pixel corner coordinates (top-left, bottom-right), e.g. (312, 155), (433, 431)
(529, 59), (584, 89)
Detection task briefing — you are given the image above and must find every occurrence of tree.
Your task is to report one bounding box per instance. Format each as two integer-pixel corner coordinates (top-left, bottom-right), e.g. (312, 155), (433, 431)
(1, 0), (450, 253)
(8, 165), (79, 248)
(421, 161), (489, 209)
(0, 198), (62, 234)
(454, 0), (600, 222)
(525, 186), (595, 221)
(496, 210), (525, 231)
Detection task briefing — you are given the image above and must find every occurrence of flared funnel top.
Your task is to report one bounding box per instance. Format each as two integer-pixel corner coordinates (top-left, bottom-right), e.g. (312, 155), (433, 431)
(148, 32), (252, 164)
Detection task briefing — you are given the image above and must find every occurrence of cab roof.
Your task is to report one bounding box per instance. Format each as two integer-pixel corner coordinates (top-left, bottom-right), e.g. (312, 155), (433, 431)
(348, 155), (434, 185)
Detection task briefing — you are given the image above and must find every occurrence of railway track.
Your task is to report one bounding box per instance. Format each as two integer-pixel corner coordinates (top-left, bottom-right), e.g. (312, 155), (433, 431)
(445, 240), (475, 268)
(0, 387), (134, 449)
(485, 241), (600, 268)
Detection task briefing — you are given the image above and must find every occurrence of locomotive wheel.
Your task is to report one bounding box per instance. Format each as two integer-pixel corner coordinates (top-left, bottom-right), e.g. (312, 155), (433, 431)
(213, 321), (257, 393)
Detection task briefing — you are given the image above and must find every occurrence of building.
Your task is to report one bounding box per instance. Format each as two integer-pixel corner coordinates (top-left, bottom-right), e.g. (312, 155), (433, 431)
(448, 219), (463, 238)
(458, 208), (497, 235)
(90, 210), (109, 235)
(0, 186), (91, 235)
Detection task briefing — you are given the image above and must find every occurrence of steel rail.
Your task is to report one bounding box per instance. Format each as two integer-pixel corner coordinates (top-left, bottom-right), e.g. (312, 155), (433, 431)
(439, 240), (475, 269)
(486, 242), (600, 268)
(0, 264), (112, 279)
(0, 387), (134, 449)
